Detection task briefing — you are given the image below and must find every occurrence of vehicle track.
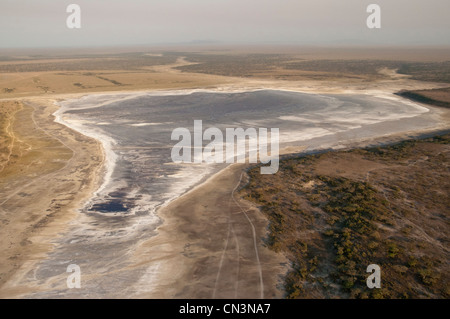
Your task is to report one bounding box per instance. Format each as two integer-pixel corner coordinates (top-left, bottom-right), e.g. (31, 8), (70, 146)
(212, 171), (264, 299)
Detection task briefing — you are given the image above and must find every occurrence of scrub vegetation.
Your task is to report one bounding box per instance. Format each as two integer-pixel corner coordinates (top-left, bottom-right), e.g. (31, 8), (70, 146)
(241, 134), (450, 298)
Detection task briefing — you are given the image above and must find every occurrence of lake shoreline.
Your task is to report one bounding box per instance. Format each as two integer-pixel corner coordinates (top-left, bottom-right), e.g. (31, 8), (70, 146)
(1, 86), (449, 298)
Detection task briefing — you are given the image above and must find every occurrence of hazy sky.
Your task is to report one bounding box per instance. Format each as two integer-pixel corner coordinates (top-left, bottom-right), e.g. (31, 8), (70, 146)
(1, 0), (449, 48)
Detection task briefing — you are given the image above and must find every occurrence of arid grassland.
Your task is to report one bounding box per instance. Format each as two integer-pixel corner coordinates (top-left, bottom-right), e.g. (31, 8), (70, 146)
(1, 47), (450, 100)
(0, 51), (229, 99)
(176, 52), (450, 83)
(241, 134), (450, 299)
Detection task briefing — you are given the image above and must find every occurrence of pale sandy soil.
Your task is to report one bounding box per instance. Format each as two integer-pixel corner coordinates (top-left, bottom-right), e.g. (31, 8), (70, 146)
(131, 164), (287, 298)
(0, 55), (449, 298)
(0, 98), (104, 297)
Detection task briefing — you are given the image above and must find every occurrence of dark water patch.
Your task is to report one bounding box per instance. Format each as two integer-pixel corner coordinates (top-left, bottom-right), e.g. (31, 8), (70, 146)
(108, 191), (129, 198)
(90, 199), (133, 213)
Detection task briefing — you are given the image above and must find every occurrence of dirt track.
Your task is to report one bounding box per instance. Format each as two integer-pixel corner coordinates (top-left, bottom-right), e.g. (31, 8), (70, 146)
(132, 164), (287, 298)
